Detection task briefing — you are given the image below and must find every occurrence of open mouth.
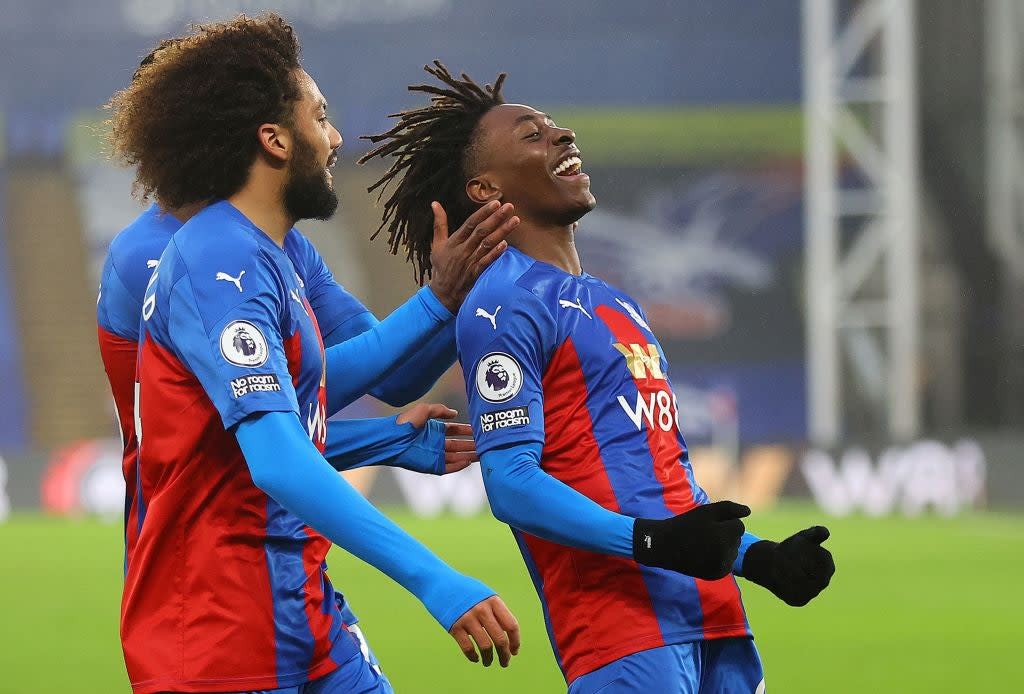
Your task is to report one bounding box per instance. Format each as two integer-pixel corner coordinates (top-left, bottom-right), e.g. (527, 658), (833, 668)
(552, 154), (583, 178)
(325, 155), (337, 180)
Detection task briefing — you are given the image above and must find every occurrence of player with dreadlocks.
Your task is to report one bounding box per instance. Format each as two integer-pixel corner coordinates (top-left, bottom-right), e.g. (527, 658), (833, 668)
(361, 62), (835, 693)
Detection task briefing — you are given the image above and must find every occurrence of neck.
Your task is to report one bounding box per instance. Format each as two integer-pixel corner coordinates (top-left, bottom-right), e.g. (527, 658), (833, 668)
(227, 174), (293, 246)
(161, 201), (205, 224)
(508, 219), (582, 276)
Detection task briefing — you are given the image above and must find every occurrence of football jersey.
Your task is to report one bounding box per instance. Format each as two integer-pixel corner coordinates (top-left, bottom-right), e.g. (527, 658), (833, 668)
(97, 204), (181, 542)
(96, 206), (373, 630)
(457, 247), (751, 684)
(124, 201), (357, 693)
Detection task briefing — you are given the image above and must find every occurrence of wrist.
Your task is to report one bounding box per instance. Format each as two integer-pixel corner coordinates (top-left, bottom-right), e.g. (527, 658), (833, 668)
(423, 283), (458, 316)
(632, 518), (658, 564)
(740, 539), (777, 584)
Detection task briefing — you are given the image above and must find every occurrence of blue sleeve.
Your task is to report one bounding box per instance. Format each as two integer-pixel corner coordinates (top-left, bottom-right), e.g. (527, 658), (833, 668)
(456, 284), (551, 453)
(288, 230), (377, 345)
(733, 531), (762, 576)
(97, 252), (143, 340)
(166, 245), (300, 429)
(235, 410), (494, 630)
(321, 311), (458, 408)
(324, 416), (444, 475)
(483, 443), (635, 556)
(323, 286), (451, 415)
(291, 229), (457, 406)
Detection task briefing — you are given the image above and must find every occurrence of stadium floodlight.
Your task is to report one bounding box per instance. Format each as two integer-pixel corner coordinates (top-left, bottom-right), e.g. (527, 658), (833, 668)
(803, 0), (921, 445)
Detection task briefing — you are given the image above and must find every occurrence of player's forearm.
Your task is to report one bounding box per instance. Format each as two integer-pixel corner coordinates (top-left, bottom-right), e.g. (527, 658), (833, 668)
(324, 286), (452, 414)
(324, 416), (444, 474)
(368, 326), (456, 406)
(482, 443), (635, 557)
(321, 310), (457, 407)
(236, 411), (494, 630)
(732, 531), (762, 576)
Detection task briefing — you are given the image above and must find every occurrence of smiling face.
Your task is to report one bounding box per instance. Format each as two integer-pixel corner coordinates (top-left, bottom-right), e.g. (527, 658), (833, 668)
(282, 69), (343, 221)
(466, 103), (596, 226)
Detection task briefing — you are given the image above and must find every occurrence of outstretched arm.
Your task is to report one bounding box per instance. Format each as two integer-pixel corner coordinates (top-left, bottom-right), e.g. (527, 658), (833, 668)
(235, 411), (520, 666)
(321, 312), (457, 407)
(324, 403), (475, 475)
(482, 442), (750, 580)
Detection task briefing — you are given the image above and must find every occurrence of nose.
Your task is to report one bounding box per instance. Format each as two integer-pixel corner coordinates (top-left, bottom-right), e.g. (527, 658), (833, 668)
(553, 127), (575, 145)
(329, 122), (343, 150)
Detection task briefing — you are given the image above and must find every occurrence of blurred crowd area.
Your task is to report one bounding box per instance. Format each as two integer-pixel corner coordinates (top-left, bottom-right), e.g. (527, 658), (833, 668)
(0, 0), (1019, 517)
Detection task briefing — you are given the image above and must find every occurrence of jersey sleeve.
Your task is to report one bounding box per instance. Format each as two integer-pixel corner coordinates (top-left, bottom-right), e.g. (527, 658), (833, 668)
(97, 253), (143, 341)
(456, 285), (556, 454)
(163, 244), (299, 430)
(289, 230), (375, 340)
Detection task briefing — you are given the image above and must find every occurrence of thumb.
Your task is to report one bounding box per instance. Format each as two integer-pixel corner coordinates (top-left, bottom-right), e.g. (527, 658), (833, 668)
(705, 500), (752, 521)
(426, 403), (459, 420)
(795, 526), (830, 545)
(431, 201), (449, 248)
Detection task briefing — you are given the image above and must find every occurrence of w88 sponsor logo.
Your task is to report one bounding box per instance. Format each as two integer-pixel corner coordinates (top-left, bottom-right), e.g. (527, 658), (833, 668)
(617, 387), (680, 433)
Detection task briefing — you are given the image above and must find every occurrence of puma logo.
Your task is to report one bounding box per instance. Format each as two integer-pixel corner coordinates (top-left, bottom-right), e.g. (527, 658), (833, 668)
(146, 259), (159, 269)
(215, 270), (246, 293)
(615, 297), (651, 331)
(475, 305), (501, 330)
(558, 297), (591, 319)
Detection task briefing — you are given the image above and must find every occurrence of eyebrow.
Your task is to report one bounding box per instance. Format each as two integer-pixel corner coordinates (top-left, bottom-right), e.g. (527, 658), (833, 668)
(513, 112), (549, 125)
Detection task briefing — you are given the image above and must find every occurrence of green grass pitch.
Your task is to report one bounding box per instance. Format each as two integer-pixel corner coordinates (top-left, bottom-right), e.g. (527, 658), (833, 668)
(1, 506), (1020, 693)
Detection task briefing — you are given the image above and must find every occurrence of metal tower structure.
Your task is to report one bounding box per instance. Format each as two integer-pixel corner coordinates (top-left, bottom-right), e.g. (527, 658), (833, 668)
(802, 0), (921, 446)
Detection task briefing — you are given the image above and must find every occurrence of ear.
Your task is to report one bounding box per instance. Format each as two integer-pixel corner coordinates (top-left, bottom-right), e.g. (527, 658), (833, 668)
(256, 123), (291, 164)
(466, 174), (502, 205)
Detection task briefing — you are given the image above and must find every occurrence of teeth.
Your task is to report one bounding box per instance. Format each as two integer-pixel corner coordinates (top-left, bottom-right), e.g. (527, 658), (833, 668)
(553, 156), (582, 175)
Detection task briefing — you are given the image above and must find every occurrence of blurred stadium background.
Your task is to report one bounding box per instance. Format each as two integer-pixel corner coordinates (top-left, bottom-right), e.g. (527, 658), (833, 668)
(0, 1), (1022, 691)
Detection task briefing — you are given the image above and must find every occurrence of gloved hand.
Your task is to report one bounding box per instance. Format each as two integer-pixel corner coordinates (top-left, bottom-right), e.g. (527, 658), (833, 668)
(632, 501), (750, 580)
(742, 526), (835, 606)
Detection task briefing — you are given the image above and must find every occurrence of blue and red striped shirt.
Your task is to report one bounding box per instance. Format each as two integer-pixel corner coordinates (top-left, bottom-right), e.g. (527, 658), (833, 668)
(123, 202), (354, 693)
(457, 247), (751, 683)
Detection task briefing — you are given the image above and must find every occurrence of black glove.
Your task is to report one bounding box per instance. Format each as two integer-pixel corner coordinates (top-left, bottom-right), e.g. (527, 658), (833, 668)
(632, 501), (750, 580)
(742, 526), (835, 606)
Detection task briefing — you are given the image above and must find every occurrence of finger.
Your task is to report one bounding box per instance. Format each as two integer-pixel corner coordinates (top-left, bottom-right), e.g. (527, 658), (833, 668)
(444, 459), (476, 474)
(707, 500), (752, 520)
(468, 214), (519, 264)
(449, 200), (502, 245)
(472, 240), (510, 277)
(478, 609), (513, 668)
(431, 201), (450, 248)
(444, 450), (477, 465)
(449, 626), (479, 663)
(445, 438), (476, 453)
(463, 205), (516, 255)
(466, 620), (494, 667)
(425, 404), (459, 420)
(796, 526), (830, 545)
(491, 599), (521, 656)
(445, 422), (474, 437)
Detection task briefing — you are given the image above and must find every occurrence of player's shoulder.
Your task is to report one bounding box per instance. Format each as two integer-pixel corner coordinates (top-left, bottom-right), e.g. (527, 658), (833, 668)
(459, 248), (558, 319)
(170, 201), (268, 274)
(107, 204), (180, 281)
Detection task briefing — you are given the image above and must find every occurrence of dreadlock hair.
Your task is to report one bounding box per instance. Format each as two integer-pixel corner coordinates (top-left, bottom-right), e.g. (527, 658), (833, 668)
(106, 13), (302, 209)
(359, 61), (506, 285)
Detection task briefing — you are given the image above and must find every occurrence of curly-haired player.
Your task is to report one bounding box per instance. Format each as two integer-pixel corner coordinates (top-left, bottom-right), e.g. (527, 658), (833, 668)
(361, 62), (836, 694)
(105, 19), (521, 693)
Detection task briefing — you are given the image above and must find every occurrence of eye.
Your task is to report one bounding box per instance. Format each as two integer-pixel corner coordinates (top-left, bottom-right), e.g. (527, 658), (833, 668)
(318, 116), (328, 124)
(523, 130), (541, 140)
